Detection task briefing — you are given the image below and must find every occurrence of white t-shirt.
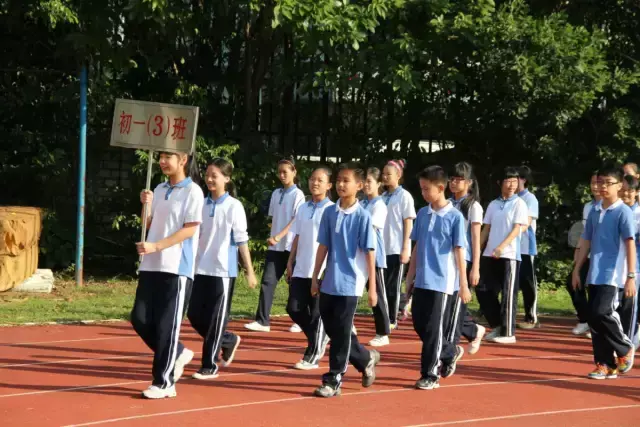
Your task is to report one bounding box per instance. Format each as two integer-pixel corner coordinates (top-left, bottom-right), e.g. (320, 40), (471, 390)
(195, 193), (249, 278)
(139, 178), (204, 279)
(292, 198), (334, 278)
(451, 198), (483, 263)
(482, 196), (528, 261)
(382, 186), (416, 255)
(268, 185), (305, 252)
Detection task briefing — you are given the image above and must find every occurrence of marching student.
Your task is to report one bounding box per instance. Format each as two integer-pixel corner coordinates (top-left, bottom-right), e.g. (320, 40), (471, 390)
(477, 167), (528, 344)
(568, 171), (601, 337)
(618, 175), (639, 347)
(286, 166), (334, 370)
(245, 157), (305, 333)
(188, 158), (258, 380)
(132, 151), (204, 399)
(406, 165), (469, 390)
(572, 166), (636, 379)
(448, 162), (486, 355)
(311, 162), (380, 398)
(361, 167), (391, 347)
(516, 166), (540, 329)
(382, 159), (417, 329)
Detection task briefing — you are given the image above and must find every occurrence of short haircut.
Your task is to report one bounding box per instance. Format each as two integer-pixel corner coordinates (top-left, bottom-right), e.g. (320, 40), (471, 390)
(518, 165), (533, 187)
(599, 165), (623, 182)
(337, 162), (366, 182)
(623, 174), (639, 191)
(500, 166), (520, 182)
(417, 165), (448, 186)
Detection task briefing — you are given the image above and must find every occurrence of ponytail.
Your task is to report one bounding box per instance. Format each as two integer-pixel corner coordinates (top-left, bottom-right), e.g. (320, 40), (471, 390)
(186, 155), (201, 184)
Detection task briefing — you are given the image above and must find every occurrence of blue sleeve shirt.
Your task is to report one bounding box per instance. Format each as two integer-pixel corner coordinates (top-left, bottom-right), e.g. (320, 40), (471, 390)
(318, 200), (375, 297)
(410, 202), (466, 295)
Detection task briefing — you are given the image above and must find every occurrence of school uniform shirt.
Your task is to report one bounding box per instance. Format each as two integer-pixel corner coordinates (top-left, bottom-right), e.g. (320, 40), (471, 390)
(482, 195), (529, 261)
(631, 203), (640, 275)
(292, 198), (334, 279)
(582, 200), (601, 225)
(195, 193), (249, 278)
(139, 177), (204, 279)
(382, 186), (417, 255)
(317, 200), (375, 297)
(582, 199), (635, 288)
(361, 197), (388, 268)
(450, 197), (483, 263)
(518, 189), (539, 256)
(410, 202), (466, 295)
(268, 185), (305, 252)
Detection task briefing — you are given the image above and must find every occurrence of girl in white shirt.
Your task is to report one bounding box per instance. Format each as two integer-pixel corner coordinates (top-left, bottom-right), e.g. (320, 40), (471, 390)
(188, 158), (258, 380)
(448, 162), (486, 355)
(361, 167), (391, 347)
(286, 166), (334, 370)
(133, 151), (204, 399)
(245, 157), (305, 333)
(381, 159), (416, 329)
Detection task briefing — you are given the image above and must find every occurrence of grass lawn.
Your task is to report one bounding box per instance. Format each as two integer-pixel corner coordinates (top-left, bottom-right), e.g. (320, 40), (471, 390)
(0, 273), (576, 325)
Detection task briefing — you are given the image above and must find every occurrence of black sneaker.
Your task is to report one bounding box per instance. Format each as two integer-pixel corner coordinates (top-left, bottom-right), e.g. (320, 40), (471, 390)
(314, 383), (341, 398)
(222, 335), (241, 367)
(191, 368), (219, 380)
(441, 345), (464, 379)
(362, 349), (381, 387)
(415, 377), (439, 390)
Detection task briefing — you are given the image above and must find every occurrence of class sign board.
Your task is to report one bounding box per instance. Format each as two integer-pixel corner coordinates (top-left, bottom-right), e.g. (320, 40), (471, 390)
(109, 99), (199, 154)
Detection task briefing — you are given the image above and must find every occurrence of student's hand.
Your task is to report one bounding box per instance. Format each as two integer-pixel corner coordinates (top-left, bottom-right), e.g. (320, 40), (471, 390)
(405, 280), (414, 299)
(368, 291), (378, 308)
(459, 286), (472, 304)
(571, 269), (582, 290)
(469, 267), (480, 287)
(246, 271), (258, 289)
(267, 237), (277, 247)
(624, 278), (636, 298)
(311, 278), (320, 297)
(492, 246), (503, 259)
(286, 262), (293, 283)
(140, 190), (153, 205)
(136, 241), (158, 255)
(400, 247), (411, 264)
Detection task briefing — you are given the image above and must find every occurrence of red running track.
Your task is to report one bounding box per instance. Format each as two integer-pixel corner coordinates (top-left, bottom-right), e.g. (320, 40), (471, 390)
(1, 316), (639, 426)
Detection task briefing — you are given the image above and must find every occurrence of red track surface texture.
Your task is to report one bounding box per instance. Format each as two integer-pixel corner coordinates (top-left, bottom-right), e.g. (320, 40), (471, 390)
(1, 316), (639, 426)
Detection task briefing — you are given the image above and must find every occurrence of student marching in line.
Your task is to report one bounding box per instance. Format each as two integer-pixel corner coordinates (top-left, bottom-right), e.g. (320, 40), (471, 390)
(381, 159), (416, 329)
(477, 167), (528, 344)
(573, 166), (636, 379)
(448, 162), (486, 355)
(286, 166), (334, 370)
(618, 174), (639, 349)
(569, 171), (601, 338)
(132, 151), (204, 399)
(187, 158), (258, 380)
(361, 167), (391, 347)
(245, 157), (305, 333)
(311, 163), (380, 398)
(406, 165), (469, 390)
(516, 166), (541, 329)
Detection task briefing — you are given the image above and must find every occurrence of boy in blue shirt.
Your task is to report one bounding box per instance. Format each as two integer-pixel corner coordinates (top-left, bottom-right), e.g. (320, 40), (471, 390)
(406, 166), (469, 390)
(573, 166), (636, 379)
(311, 163), (380, 397)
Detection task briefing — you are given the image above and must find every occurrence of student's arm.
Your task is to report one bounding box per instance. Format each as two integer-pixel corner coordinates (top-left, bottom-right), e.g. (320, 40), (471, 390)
(493, 200), (528, 258)
(140, 190), (154, 229)
(311, 245), (328, 296)
(238, 245), (257, 289)
(400, 218), (413, 264)
(269, 192), (304, 246)
(287, 235), (299, 282)
(492, 225), (521, 259)
(405, 246), (418, 297)
(366, 250), (377, 307)
(572, 212), (594, 290)
(624, 238), (636, 298)
(137, 222), (199, 254)
(470, 222), (481, 286)
(480, 224), (491, 250)
(455, 247), (471, 303)
(360, 215), (378, 307)
(233, 204), (256, 288)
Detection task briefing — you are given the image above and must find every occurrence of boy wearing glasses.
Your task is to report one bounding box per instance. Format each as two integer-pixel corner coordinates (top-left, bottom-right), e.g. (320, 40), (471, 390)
(573, 166), (636, 380)
(477, 167), (528, 344)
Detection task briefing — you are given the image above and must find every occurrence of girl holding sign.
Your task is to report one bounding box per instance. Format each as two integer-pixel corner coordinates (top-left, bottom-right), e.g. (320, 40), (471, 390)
(132, 151), (204, 399)
(188, 158), (258, 379)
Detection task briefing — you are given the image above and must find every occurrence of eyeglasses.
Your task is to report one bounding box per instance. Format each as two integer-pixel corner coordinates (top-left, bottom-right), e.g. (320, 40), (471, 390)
(449, 177), (467, 184)
(598, 180), (620, 187)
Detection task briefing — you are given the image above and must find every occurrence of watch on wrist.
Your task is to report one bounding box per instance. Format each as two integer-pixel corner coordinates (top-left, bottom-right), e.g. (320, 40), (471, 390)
(274, 235), (280, 243)
(628, 272), (636, 279)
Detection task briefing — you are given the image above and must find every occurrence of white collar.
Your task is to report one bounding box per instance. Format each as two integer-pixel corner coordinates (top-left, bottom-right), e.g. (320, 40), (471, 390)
(427, 201), (454, 217)
(335, 199), (360, 214)
(603, 199), (623, 212)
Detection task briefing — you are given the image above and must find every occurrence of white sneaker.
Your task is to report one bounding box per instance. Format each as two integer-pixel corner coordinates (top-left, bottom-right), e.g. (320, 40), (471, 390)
(294, 360), (319, 370)
(468, 324), (486, 355)
(289, 323), (302, 333)
(585, 331), (592, 339)
(142, 385), (176, 399)
(352, 325), (358, 335)
(572, 322), (590, 336)
(244, 321), (270, 332)
(368, 335), (390, 347)
(491, 335), (516, 344)
(173, 348), (194, 382)
(484, 327), (501, 341)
